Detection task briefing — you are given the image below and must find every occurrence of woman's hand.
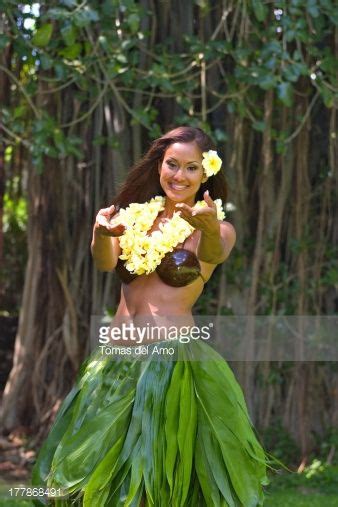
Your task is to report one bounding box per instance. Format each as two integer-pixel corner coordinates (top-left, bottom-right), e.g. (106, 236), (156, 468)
(175, 190), (220, 235)
(176, 190), (236, 264)
(94, 205), (125, 237)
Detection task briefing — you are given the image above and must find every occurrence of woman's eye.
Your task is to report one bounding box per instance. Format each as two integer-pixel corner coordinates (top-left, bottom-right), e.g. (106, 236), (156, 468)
(167, 161), (176, 168)
(188, 166), (198, 171)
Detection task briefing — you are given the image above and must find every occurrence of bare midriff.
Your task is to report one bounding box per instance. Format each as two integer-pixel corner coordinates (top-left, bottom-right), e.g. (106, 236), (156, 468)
(110, 261), (215, 346)
(106, 228), (217, 345)
(116, 271), (203, 317)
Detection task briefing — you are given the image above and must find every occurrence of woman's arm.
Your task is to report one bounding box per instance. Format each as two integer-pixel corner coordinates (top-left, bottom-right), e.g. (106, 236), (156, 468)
(176, 191), (236, 264)
(197, 221), (236, 264)
(91, 205), (124, 271)
(91, 231), (121, 271)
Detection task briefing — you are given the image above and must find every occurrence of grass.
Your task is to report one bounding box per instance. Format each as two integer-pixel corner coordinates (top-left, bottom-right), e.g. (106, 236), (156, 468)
(265, 491), (338, 506)
(265, 461), (338, 506)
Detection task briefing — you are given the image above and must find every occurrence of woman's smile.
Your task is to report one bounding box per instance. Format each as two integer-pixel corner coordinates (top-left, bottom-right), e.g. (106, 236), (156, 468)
(159, 141), (207, 205)
(169, 183), (190, 190)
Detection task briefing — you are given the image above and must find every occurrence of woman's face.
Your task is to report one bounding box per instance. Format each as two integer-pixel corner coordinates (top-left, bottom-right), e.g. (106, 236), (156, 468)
(158, 142), (207, 205)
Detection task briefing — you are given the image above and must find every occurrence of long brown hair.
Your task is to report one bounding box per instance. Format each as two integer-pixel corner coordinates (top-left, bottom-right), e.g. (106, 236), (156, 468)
(113, 126), (227, 208)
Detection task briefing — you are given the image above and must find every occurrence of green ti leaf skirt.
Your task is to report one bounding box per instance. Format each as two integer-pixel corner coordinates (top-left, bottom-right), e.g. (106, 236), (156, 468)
(32, 340), (269, 506)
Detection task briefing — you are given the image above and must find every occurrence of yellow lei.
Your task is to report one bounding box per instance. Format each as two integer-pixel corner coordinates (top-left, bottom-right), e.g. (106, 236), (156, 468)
(117, 196), (225, 276)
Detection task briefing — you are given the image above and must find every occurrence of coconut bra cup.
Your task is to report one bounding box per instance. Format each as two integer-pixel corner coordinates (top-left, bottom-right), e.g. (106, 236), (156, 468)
(115, 249), (206, 287)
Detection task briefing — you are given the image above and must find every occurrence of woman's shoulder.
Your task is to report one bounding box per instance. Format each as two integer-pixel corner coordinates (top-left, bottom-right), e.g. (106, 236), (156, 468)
(219, 220), (236, 241)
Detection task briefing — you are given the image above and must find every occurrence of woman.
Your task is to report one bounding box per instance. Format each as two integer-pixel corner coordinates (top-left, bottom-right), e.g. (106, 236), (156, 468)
(32, 127), (269, 506)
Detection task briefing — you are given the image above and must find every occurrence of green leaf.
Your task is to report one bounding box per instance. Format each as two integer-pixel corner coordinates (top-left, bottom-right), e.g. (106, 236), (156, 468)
(53, 128), (65, 156)
(124, 448), (144, 504)
(59, 43), (82, 59)
(195, 433), (222, 506)
(74, 7), (99, 27)
(285, 29), (296, 42)
(61, 0), (78, 6)
(199, 413), (237, 506)
(194, 0), (209, 10)
(252, 0), (268, 21)
(318, 84), (334, 108)
(276, 139), (287, 155)
(65, 143), (83, 159)
(264, 57), (277, 71)
(13, 105), (27, 119)
(116, 53), (127, 64)
(127, 13), (140, 33)
(176, 363), (197, 504)
(165, 361), (183, 494)
(307, 0), (320, 17)
(83, 435), (126, 507)
(61, 24), (77, 46)
(252, 121), (266, 132)
(32, 24), (53, 47)
(93, 135), (106, 146)
(44, 145), (58, 158)
(320, 53), (338, 74)
(214, 129), (228, 142)
(48, 7), (69, 20)
(54, 62), (67, 79)
(264, 41), (283, 55)
(40, 54), (53, 70)
(32, 386), (80, 489)
(140, 358), (173, 505)
(258, 74), (278, 90)
(283, 62), (308, 82)
(277, 82), (294, 106)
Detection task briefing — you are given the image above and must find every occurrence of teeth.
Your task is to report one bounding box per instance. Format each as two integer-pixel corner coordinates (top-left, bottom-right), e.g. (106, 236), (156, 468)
(171, 184), (188, 189)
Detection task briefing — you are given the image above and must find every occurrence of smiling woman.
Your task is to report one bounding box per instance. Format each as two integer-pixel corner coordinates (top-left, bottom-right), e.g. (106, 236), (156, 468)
(158, 142), (208, 207)
(32, 127), (270, 506)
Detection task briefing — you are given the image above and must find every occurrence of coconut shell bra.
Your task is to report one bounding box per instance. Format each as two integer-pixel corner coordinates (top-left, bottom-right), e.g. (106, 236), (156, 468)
(116, 248), (207, 287)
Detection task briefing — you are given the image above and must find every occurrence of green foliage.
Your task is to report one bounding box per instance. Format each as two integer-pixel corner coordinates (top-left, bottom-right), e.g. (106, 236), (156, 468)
(316, 427), (338, 465)
(1, 179), (28, 314)
(262, 421), (301, 465)
(265, 490), (338, 507)
(1, 0), (337, 175)
(3, 193), (27, 233)
(31, 114), (83, 171)
(252, 0), (268, 22)
(31, 24), (53, 47)
(269, 462), (338, 496)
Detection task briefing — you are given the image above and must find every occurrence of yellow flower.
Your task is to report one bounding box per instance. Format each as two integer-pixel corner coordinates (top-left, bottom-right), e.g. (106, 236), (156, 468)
(117, 195), (225, 275)
(214, 199), (226, 220)
(193, 198), (226, 220)
(202, 150), (222, 177)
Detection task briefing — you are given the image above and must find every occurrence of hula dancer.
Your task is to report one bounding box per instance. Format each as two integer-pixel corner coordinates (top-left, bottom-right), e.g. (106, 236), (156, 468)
(32, 126), (269, 506)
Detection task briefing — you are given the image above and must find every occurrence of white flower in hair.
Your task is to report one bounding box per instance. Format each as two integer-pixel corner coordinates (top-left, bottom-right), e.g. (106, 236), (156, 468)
(202, 150), (222, 177)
